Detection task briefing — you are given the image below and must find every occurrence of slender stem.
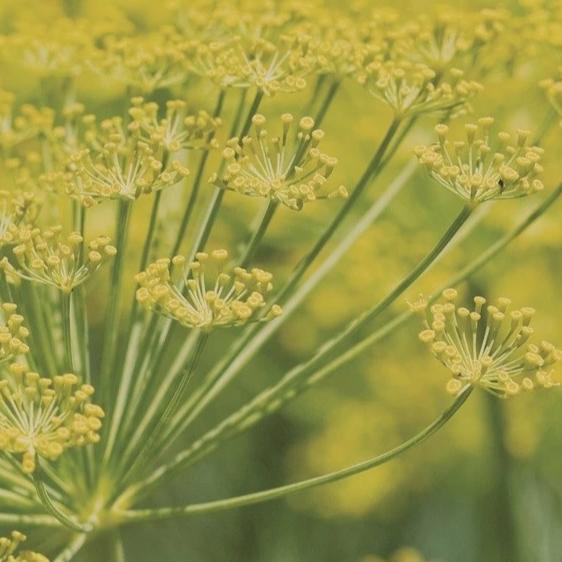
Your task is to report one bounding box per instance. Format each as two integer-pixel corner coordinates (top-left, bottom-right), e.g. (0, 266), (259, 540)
(53, 534), (88, 562)
(239, 200), (278, 267)
(61, 292), (75, 372)
(33, 472), (91, 532)
(0, 512), (60, 527)
(119, 388), (471, 522)
(98, 200), (132, 399)
(170, 89), (226, 257)
(313, 80), (340, 128)
(118, 333), (209, 486)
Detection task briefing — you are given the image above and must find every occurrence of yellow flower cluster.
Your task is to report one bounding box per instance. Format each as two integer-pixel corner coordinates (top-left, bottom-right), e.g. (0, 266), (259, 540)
(129, 98), (221, 152)
(540, 67), (562, 124)
(0, 226), (116, 293)
(356, 61), (482, 118)
(211, 114), (347, 210)
(44, 108), (191, 205)
(0, 531), (49, 562)
(416, 289), (560, 398)
(0, 364), (104, 473)
(415, 118), (545, 203)
(135, 249), (282, 330)
(0, 304), (29, 365)
(0, 191), (38, 248)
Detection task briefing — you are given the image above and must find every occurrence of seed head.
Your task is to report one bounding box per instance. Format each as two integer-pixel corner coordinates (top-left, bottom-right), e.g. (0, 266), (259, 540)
(418, 289), (560, 398)
(0, 364), (104, 473)
(415, 118), (545, 203)
(0, 226), (116, 293)
(0, 530), (49, 561)
(210, 114), (347, 210)
(135, 249), (283, 330)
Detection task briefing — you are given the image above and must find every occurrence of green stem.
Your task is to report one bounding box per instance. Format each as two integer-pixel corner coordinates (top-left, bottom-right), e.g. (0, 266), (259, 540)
(170, 89), (226, 258)
(33, 472), (91, 532)
(0, 512), (60, 527)
(98, 200), (132, 399)
(61, 292), (75, 372)
(239, 200), (278, 267)
(53, 534), (88, 562)
(313, 79), (340, 128)
(119, 388), (471, 521)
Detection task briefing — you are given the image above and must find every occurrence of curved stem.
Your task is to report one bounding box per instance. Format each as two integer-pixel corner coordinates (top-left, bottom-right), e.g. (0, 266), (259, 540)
(33, 472), (91, 532)
(119, 388), (472, 522)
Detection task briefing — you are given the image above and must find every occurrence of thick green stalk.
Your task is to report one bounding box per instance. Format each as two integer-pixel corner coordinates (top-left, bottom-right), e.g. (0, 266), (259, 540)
(119, 388), (471, 521)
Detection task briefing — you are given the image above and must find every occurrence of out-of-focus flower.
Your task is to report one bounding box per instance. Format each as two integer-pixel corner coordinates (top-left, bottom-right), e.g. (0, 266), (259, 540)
(90, 28), (192, 94)
(0, 226), (116, 293)
(0, 530), (49, 561)
(42, 104), (192, 205)
(0, 304), (29, 365)
(135, 249), (282, 329)
(416, 288), (561, 397)
(0, 364), (104, 473)
(415, 118), (545, 203)
(211, 113), (347, 210)
(356, 61), (482, 118)
(540, 68), (562, 125)
(0, 191), (38, 248)
(129, 98), (221, 152)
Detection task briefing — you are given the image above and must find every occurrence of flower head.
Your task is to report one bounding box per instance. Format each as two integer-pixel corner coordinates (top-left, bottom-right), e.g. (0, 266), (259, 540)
(0, 531), (49, 562)
(416, 289), (560, 398)
(90, 28), (191, 93)
(45, 108), (191, 205)
(211, 113), (347, 210)
(186, 35), (312, 95)
(356, 60), (482, 118)
(0, 191), (38, 248)
(135, 249), (283, 330)
(128, 98), (221, 152)
(0, 364), (104, 473)
(0, 226), (116, 293)
(415, 118), (545, 203)
(0, 304), (29, 365)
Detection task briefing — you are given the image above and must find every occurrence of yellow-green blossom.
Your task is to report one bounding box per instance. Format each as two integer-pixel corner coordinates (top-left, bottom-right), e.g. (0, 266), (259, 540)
(211, 113), (347, 210)
(0, 226), (116, 293)
(0, 304), (29, 365)
(416, 289), (560, 398)
(0, 531), (49, 562)
(135, 249), (282, 330)
(415, 118), (544, 203)
(0, 364), (104, 473)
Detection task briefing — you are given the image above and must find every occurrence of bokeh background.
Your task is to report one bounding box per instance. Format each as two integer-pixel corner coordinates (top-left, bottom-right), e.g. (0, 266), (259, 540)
(1, 0), (562, 560)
